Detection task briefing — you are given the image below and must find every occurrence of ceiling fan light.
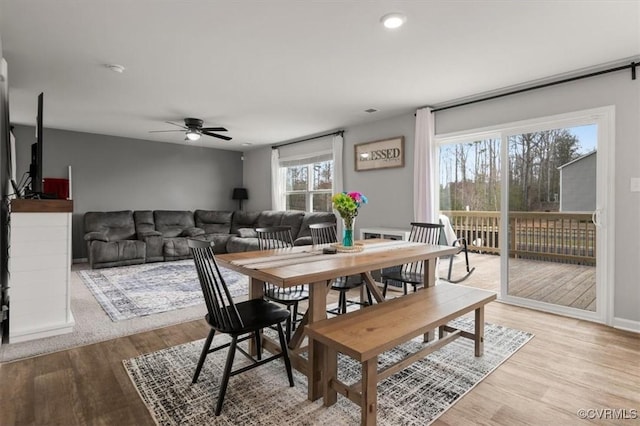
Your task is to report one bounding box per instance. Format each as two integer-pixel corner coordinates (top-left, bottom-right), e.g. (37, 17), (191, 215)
(185, 129), (201, 141)
(380, 12), (407, 29)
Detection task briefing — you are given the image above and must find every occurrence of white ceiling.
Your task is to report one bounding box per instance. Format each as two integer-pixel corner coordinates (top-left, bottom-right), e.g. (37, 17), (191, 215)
(1, 1), (639, 151)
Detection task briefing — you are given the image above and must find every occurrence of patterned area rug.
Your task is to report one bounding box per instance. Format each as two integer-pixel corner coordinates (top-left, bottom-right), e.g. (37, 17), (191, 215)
(124, 317), (533, 425)
(78, 260), (248, 321)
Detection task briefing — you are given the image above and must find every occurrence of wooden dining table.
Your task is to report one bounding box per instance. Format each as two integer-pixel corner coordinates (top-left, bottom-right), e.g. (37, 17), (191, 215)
(216, 238), (460, 401)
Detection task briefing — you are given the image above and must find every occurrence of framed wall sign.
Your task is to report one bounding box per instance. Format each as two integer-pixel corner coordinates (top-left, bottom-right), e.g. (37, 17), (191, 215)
(354, 136), (404, 171)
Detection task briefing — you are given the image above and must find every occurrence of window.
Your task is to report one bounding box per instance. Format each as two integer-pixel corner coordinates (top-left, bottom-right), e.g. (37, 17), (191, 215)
(284, 159), (333, 212)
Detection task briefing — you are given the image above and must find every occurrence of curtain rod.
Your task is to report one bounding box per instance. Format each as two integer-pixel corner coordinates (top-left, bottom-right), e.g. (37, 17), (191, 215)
(431, 60), (638, 113)
(272, 130), (344, 149)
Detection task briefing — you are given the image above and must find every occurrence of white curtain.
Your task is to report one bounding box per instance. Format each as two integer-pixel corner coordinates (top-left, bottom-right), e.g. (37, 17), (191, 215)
(332, 133), (344, 194)
(332, 133), (344, 233)
(414, 107), (436, 223)
(271, 148), (285, 210)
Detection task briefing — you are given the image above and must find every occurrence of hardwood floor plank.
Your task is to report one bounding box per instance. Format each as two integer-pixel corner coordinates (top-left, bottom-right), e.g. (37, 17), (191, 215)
(34, 368), (86, 425)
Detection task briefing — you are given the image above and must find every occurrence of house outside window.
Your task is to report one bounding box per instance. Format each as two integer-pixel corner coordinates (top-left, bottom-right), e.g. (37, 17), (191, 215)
(284, 159), (333, 212)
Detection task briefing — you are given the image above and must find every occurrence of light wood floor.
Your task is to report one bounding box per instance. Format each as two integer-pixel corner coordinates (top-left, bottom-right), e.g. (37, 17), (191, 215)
(0, 278), (637, 425)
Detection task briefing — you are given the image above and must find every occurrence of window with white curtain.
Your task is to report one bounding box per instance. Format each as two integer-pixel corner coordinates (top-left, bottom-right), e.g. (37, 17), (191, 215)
(272, 134), (342, 212)
(282, 154), (333, 211)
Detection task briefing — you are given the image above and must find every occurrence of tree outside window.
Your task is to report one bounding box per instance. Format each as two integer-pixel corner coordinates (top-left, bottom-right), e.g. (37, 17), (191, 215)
(285, 160), (333, 212)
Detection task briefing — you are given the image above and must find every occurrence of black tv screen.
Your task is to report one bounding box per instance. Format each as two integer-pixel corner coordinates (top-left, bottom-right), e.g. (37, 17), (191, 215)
(28, 92), (43, 194)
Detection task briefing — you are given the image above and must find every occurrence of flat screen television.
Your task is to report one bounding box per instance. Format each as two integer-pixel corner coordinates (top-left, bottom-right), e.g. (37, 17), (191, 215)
(28, 92), (43, 194)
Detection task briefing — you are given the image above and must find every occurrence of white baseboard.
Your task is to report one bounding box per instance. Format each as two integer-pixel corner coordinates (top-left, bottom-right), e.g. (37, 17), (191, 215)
(10, 314), (76, 343)
(612, 317), (640, 333)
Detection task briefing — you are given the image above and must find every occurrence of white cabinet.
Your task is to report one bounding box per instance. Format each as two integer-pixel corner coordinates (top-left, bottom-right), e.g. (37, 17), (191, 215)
(359, 227), (410, 292)
(9, 200), (74, 343)
(359, 227), (410, 241)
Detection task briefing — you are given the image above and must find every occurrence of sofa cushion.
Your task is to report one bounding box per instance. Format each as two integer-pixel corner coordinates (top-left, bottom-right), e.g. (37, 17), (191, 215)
(163, 237), (191, 259)
(181, 227), (205, 237)
(84, 211), (137, 241)
(237, 228), (258, 238)
(280, 211), (305, 239)
(230, 211), (261, 234)
(133, 210), (156, 236)
(84, 231), (109, 242)
(255, 210), (285, 228)
(194, 210), (233, 234)
(293, 236), (313, 246)
(226, 236), (261, 253)
(198, 233), (232, 254)
(154, 210), (196, 238)
(87, 239), (146, 268)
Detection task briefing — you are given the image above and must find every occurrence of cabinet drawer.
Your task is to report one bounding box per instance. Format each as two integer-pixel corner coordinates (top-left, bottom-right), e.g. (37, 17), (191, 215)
(11, 213), (70, 228)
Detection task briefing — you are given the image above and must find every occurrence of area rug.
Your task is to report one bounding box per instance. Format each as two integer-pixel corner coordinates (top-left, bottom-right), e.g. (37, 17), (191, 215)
(78, 260), (248, 321)
(124, 317), (533, 425)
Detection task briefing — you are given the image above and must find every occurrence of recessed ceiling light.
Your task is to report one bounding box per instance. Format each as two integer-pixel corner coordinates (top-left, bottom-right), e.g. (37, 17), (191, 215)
(380, 12), (407, 29)
(105, 64), (125, 73)
(365, 108), (378, 113)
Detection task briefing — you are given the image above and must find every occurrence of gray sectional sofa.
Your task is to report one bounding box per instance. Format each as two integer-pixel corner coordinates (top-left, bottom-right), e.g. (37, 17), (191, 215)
(84, 209), (336, 269)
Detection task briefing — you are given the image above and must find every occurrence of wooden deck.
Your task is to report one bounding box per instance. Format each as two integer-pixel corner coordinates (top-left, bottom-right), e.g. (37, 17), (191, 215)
(439, 252), (596, 311)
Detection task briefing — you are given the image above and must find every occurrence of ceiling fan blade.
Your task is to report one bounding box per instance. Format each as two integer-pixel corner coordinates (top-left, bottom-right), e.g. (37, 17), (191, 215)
(149, 129), (184, 133)
(200, 127), (228, 132)
(166, 121), (188, 130)
(202, 131), (232, 141)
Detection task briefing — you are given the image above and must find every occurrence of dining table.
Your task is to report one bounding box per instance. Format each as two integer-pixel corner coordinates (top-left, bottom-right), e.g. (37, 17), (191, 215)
(216, 238), (461, 401)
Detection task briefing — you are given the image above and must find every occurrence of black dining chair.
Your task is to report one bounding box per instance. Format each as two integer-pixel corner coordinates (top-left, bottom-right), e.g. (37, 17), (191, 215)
(381, 222), (444, 296)
(256, 226), (309, 341)
(188, 239), (294, 416)
(309, 222), (372, 314)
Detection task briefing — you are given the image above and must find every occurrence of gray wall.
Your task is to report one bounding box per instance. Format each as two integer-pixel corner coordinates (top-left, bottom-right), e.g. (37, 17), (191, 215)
(435, 71), (640, 324)
(12, 125), (243, 259)
(242, 147), (271, 211)
(243, 112), (416, 232)
(560, 152), (597, 212)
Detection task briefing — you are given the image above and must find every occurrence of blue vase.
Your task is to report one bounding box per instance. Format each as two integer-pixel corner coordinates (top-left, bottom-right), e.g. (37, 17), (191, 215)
(342, 217), (355, 247)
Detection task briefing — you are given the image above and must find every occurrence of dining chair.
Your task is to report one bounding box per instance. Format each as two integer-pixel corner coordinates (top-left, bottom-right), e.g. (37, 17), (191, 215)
(381, 222), (444, 296)
(188, 239), (294, 416)
(255, 226), (309, 341)
(309, 222), (372, 314)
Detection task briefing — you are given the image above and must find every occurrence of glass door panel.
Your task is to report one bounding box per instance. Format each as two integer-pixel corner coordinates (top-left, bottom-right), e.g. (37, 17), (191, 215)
(506, 125), (597, 312)
(438, 138), (501, 289)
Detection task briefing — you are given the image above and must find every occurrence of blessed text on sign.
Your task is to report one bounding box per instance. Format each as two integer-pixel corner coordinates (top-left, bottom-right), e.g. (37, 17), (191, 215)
(354, 136), (405, 171)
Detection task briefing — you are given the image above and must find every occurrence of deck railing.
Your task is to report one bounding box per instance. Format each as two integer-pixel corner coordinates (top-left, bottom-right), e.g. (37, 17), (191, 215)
(441, 210), (596, 265)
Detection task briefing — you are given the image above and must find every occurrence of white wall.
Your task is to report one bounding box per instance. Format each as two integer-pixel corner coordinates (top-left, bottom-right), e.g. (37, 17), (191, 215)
(435, 71), (640, 325)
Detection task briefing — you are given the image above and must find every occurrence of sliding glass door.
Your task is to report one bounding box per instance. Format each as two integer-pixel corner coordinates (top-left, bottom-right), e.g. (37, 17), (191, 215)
(436, 108), (613, 323)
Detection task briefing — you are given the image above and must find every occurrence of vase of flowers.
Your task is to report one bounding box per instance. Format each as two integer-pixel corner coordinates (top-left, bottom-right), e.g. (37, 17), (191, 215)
(332, 191), (368, 247)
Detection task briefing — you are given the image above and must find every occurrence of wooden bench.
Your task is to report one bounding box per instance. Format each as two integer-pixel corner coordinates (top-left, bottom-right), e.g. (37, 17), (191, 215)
(305, 283), (497, 425)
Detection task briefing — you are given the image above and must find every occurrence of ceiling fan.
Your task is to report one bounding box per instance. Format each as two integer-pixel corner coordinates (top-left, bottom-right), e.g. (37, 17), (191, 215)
(149, 118), (231, 141)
